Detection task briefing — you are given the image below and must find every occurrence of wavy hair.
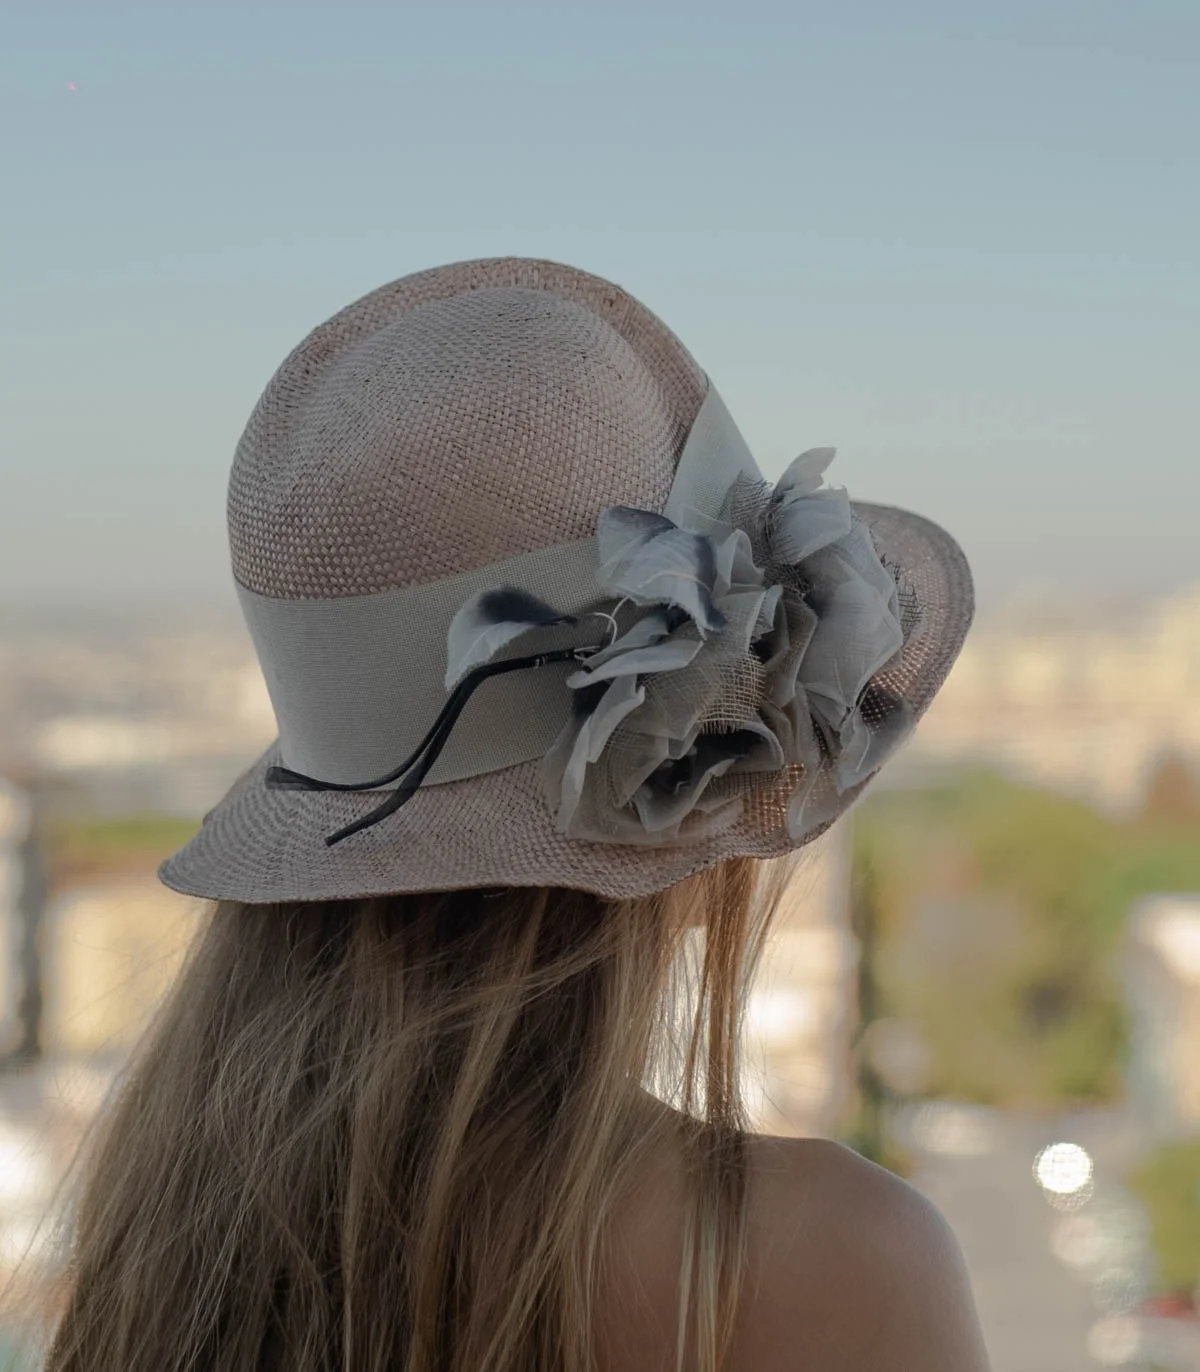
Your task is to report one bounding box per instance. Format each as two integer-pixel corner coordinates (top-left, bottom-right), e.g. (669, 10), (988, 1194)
(44, 855), (791, 1372)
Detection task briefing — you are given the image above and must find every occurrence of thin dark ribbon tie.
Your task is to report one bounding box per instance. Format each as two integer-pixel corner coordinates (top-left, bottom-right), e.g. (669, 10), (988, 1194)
(265, 645), (601, 846)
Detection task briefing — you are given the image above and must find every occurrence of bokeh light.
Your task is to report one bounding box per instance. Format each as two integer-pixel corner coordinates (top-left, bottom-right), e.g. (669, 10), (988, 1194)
(1035, 1141), (1094, 1197)
(1086, 1315), (1141, 1367)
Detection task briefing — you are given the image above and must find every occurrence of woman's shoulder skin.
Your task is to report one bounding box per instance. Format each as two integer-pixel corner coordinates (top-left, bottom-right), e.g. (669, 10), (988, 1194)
(599, 1125), (991, 1372)
(738, 1134), (992, 1371)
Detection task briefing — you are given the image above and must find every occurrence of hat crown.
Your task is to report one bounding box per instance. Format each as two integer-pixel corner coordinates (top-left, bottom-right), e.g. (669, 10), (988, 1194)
(228, 261), (707, 600)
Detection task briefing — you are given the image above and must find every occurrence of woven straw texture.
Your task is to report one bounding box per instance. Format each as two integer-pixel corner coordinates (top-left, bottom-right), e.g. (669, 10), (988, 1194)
(228, 259), (705, 599)
(161, 258), (973, 904)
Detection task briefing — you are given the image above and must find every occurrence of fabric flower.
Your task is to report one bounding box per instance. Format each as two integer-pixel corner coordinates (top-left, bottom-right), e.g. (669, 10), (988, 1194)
(446, 448), (916, 846)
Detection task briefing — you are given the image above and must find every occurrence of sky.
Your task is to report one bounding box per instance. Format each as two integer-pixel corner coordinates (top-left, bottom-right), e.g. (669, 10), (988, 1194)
(1, 2), (1197, 616)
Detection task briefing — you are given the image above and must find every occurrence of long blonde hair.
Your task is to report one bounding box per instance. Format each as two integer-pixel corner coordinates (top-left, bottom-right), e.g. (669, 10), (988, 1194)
(45, 856), (790, 1372)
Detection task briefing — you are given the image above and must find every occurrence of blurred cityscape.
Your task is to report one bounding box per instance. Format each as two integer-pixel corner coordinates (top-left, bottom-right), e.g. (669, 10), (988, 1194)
(2, 583), (1200, 1369)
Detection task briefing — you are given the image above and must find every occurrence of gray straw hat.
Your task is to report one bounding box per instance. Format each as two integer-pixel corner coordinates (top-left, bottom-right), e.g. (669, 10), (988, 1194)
(159, 257), (973, 905)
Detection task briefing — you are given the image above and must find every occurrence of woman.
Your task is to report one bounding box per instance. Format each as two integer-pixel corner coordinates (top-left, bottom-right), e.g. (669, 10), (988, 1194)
(47, 259), (989, 1370)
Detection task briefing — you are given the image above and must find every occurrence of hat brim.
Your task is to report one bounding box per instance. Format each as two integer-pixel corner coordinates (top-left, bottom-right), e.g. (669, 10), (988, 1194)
(159, 502), (972, 905)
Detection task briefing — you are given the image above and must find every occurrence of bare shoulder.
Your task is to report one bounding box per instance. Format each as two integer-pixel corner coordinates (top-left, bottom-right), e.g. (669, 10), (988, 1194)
(736, 1134), (991, 1372)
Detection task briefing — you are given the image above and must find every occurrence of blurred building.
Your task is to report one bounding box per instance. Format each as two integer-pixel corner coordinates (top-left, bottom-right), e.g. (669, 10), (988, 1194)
(907, 585), (1200, 813)
(0, 873), (199, 1332)
(0, 618), (274, 817)
(40, 882), (199, 1060)
(743, 826), (858, 1138)
(0, 785), (29, 1060)
(1124, 894), (1200, 1139)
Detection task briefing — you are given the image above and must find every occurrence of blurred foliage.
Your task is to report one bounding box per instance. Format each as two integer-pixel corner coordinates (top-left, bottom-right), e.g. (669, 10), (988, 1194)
(1130, 1140), (1200, 1294)
(853, 764), (1200, 1109)
(839, 1120), (914, 1180)
(1140, 753), (1200, 827)
(844, 851), (890, 1165)
(44, 813), (199, 886)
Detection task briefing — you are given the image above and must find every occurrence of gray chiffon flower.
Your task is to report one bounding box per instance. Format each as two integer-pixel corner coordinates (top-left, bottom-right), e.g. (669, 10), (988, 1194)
(445, 446), (916, 846)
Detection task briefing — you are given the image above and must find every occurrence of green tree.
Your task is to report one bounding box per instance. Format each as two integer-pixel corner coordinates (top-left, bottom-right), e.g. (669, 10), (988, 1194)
(845, 848), (887, 1162)
(853, 767), (1200, 1109)
(1130, 1141), (1200, 1294)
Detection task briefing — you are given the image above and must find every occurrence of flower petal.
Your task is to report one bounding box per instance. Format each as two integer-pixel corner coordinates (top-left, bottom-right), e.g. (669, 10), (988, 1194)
(566, 634), (703, 686)
(799, 520), (904, 727)
(810, 520), (902, 619)
(633, 732), (750, 832)
(579, 609), (674, 668)
(802, 575), (904, 731)
(761, 690), (822, 770)
(596, 506), (726, 633)
(544, 674), (646, 832)
(775, 446), (837, 497)
(768, 486), (853, 565)
(718, 588), (773, 656)
(755, 582), (785, 641)
(713, 526), (763, 597)
(759, 592), (819, 707)
(831, 687), (914, 792)
(445, 586), (573, 689)
(595, 505), (676, 567)
(607, 729), (676, 809)
(725, 715), (788, 773)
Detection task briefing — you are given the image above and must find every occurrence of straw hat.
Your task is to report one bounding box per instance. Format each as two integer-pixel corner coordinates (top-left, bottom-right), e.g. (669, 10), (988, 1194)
(159, 257), (972, 904)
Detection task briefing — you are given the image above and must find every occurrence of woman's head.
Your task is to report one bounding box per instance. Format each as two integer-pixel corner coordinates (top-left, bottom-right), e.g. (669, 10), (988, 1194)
(160, 256), (971, 907)
(48, 858), (788, 1372)
(45, 257), (972, 1371)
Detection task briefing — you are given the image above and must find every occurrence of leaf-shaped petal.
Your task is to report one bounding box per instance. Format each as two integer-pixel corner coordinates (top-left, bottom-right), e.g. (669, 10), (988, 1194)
(761, 689), (822, 771)
(724, 714), (788, 774)
(801, 575), (904, 729)
(576, 609), (673, 669)
(551, 674), (646, 831)
(633, 731), (749, 832)
(713, 527), (763, 597)
(596, 506), (726, 634)
(768, 486), (854, 565)
(755, 582), (785, 642)
(445, 586), (573, 689)
(808, 520), (902, 621)
(595, 506), (676, 571)
(775, 446), (837, 498)
(566, 635), (703, 687)
(715, 588), (773, 657)
(758, 593), (819, 707)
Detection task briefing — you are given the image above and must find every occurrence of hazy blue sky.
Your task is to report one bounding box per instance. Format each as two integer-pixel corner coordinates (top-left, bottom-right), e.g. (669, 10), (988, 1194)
(2, 2), (1196, 614)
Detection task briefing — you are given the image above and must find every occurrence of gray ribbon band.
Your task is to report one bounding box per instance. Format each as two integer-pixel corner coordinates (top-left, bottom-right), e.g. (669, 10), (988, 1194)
(237, 382), (763, 788)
